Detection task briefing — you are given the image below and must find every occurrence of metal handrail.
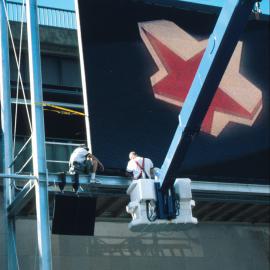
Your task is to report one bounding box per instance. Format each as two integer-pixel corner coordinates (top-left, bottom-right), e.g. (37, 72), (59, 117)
(46, 160), (69, 164)
(45, 141), (81, 146)
(9, 137), (83, 170)
(6, 1), (76, 29)
(45, 141), (82, 166)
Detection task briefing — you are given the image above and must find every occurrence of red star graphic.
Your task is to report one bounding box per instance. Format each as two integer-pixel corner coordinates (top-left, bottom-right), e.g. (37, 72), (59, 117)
(143, 29), (261, 135)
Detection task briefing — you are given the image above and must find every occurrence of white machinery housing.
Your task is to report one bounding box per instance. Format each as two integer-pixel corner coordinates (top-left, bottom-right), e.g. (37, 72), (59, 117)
(126, 178), (198, 232)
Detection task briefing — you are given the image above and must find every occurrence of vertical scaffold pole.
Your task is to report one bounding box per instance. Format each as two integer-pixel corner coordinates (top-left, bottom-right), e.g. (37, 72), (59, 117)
(74, 0), (92, 151)
(0, 0), (18, 269)
(25, 0), (52, 269)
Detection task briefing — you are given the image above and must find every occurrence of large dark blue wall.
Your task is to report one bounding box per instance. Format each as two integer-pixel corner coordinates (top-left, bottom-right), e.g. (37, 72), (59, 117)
(77, 0), (269, 183)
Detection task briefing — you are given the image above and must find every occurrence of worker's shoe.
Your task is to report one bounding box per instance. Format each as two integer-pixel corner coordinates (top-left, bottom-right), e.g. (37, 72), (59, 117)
(94, 178), (101, 184)
(90, 179), (101, 184)
(89, 173), (101, 184)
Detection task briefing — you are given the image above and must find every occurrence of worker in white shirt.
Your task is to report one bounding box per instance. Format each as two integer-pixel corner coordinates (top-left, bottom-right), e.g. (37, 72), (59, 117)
(126, 151), (154, 180)
(69, 145), (104, 180)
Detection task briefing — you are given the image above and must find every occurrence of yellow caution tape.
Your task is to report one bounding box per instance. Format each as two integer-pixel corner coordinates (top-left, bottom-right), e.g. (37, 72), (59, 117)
(37, 102), (86, 117)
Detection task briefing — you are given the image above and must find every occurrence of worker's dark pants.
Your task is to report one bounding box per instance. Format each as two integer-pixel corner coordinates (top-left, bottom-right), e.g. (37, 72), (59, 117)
(69, 160), (93, 174)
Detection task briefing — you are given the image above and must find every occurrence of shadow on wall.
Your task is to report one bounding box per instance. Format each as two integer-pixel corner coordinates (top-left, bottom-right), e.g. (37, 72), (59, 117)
(1, 217), (269, 270)
(51, 222), (270, 259)
(53, 225), (203, 258)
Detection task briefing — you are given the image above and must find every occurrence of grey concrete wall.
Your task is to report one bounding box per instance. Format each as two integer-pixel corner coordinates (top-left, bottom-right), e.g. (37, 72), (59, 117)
(1, 192), (269, 270)
(0, 191), (7, 268)
(10, 22), (79, 56)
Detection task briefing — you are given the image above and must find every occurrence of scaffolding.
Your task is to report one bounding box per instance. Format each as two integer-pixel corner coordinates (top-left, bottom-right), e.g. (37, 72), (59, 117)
(0, 0), (89, 268)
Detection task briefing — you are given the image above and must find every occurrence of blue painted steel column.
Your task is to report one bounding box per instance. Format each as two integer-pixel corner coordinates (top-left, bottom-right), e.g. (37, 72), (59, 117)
(25, 0), (52, 269)
(0, 0), (18, 268)
(159, 0), (257, 192)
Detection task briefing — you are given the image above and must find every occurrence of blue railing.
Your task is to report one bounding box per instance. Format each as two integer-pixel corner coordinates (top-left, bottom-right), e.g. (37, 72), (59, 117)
(6, 1), (76, 29)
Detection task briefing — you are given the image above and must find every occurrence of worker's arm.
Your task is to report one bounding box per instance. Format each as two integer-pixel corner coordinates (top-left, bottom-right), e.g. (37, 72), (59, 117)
(150, 159), (154, 169)
(88, 153), (104, 171)
(126, 161), (134, 178)
(126, 161), (132, 172)
(126, 160), (134, 172)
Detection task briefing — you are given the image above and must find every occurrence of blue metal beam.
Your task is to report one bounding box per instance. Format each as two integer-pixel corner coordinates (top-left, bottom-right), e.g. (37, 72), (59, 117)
(0, 0), (19, 268)
(2, 173), (270, 196)
(35, 175), (270, 205)
(159, 0), (257, 192)
(26, 0), (52, 268)
(1, 173), (269, 204)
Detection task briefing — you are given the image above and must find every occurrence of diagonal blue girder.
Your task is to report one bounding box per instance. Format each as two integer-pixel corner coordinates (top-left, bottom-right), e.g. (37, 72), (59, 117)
(159, 0), (258, 192)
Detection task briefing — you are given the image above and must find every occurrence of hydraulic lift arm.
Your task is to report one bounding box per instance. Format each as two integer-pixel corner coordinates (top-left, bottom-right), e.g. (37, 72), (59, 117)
(126, 0), (260, 231)
(159, 0), (259, 193)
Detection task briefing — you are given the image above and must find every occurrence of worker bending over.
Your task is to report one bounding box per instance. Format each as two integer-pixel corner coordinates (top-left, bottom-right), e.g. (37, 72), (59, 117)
(69, 145), (104, 180)
(126, 151), (154, 180)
